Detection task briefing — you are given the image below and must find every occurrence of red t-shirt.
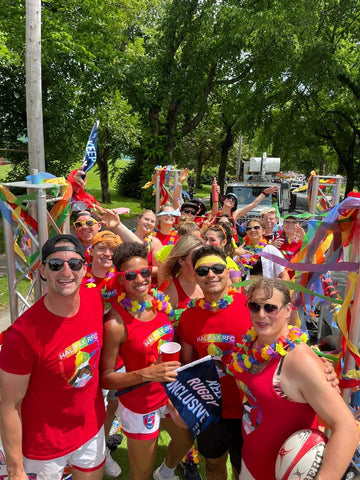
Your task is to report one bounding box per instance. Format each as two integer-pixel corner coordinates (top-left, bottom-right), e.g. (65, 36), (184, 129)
(176, 293), (252, 418)
(82, 267), (122, 312)
(0, 287), (106, 460)
(112, 303), (174, 413)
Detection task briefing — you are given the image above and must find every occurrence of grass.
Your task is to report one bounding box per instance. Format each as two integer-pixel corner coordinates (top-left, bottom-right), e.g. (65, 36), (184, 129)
(0, 276), (32, 310)
(110, 430), (235, 480)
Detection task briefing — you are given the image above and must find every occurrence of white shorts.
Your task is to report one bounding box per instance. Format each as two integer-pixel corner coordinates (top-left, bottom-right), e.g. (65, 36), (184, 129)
(117, 401), (170, 440)
(23, 427), (105, 480)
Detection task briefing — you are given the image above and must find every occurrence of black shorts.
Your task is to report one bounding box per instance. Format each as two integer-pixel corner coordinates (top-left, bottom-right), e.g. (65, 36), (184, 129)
(196, 418), (243, 473)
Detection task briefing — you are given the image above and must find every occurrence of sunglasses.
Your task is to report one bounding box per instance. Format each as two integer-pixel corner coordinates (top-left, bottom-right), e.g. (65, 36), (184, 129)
(283, 220), (299, 225)
(247, 301), (285, 315)
(43, 258), (85, 271)
(119, 267), (152, 281)
(73, 219), (98, 229)
(225, 196), (236, 203)
(195, 263), (226, 277)
(245, 225), (261, 232)
(182, 208), (197, 215)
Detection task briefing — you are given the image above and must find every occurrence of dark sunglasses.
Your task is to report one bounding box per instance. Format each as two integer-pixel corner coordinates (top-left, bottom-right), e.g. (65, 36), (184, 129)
(225, 196), (236, 203)
(182, 208), (197, 215)
(195, 264), (226, 277)
(245, 225), (261, 232)
(43, 258), (85, 271)
(247, 301), (285, 315)
(119, 267), (152, 281)
(73, 219), (97, 229)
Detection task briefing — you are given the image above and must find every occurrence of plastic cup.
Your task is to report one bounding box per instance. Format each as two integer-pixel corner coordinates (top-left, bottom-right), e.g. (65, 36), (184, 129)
(160, 342), (181, 362)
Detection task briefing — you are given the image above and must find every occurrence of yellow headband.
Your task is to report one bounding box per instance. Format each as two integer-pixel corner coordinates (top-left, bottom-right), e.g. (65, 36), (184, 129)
(194, 255), (227, 270)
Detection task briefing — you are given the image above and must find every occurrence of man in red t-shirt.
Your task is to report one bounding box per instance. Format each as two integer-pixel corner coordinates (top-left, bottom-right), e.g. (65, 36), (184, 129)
(176, 245), (252, 480)
(0, 234), (106, 480)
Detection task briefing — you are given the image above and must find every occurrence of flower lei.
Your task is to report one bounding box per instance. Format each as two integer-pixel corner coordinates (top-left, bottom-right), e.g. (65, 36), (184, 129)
(186, 287), (237, 311)
(227, 326), (308, 376)
(241, 239), (268, 270)
(117, 288), (175, 318)
(284, 237), (299, 244)
(85, 266), (116, 288)
(131, 228), (153, 251)
(155, 228), (177, 245)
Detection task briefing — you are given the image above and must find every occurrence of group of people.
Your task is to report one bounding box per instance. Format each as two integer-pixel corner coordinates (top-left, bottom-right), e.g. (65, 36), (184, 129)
(0, 168), (358, 480)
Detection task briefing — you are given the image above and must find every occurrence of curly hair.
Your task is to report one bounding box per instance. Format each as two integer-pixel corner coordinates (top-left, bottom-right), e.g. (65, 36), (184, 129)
(247, 278), (291, 305)
(112, 242), (149, 271)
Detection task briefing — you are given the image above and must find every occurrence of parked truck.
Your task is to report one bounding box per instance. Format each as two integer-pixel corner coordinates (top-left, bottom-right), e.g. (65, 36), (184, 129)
(225, 153), (291, 222)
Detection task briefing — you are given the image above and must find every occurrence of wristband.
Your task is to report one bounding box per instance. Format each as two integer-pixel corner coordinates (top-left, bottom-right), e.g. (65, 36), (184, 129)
(262, 190), (268, 196)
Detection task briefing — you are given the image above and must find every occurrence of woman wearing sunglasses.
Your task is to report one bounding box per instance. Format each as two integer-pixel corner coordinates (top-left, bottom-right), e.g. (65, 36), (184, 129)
(154, 205), (180, 246)
(238, 219), (289, 281)
(227, 278), (359, 480)
(100, 242), (193, 480)
(203, 223), (241, 284)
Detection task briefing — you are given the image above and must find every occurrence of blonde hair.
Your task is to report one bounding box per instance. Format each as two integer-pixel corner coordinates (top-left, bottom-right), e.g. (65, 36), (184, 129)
(161, 236), (203, 280)
(261, 207), (277, 217)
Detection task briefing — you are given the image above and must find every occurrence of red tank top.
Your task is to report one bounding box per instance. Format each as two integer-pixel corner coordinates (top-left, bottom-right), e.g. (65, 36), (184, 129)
(239, 356), (317, 479)
(112, 302), (174, 413)
(173, 277), (190, 309)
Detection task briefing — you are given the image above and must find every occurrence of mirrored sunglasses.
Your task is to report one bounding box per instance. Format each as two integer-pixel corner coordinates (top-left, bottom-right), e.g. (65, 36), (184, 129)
(247, 301), (285, 316)
(73, 219), (97, 229)
(43, 258), (85, 272)
(119, 267), (152, 281)
(195, 263), (226, 277)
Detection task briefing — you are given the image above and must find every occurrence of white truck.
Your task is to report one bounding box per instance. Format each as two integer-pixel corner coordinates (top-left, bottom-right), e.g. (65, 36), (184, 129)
(225, 153), (291, 222)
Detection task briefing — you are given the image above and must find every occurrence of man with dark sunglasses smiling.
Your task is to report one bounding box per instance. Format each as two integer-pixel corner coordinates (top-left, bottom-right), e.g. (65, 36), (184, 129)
(0, 234), (106, 479)
(177, 245), (252, 480)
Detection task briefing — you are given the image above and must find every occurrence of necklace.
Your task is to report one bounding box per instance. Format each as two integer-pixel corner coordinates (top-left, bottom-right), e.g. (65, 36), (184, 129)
(131, 228), (153, 250)
(85, 266), (116, 288)
(284, 237), (299, 244)
(227, 326), (307, 375)
(117, 288), (174, 316)
(186, 287), (237, 311)
(155, 228), (177, 245)
(241, 239), (268, 270)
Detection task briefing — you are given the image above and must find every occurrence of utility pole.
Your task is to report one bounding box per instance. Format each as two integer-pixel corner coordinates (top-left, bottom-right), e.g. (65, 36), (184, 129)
(236, 135), (243, 180)
(26, 0), (45, 173)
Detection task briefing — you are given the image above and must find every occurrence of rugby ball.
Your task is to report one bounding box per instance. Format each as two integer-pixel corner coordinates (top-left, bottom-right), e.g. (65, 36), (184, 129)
(275, 428), (328, 480)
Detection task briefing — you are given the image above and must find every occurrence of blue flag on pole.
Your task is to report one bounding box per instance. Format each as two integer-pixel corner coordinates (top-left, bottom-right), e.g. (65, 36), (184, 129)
(165, 356), (222, 438)
(82, 120), (99, 173)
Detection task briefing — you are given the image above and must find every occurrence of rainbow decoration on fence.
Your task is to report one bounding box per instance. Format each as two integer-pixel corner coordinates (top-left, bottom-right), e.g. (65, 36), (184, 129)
(142, 165), (180, 207)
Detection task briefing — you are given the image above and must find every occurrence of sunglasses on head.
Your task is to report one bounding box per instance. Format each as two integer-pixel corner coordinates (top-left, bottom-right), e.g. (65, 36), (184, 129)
(245, 225), (261, 232)
(119, 267), (152, 281)
(182, 208), (197, 215)
(43, 258), (85, 271)
(195, 263), (226, 277)
(73, 219), (97, 229)
(247, 301), (285, 315)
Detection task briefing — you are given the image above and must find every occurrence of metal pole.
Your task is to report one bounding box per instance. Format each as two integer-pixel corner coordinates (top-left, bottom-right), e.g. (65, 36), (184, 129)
(333, 176), (342, 206)
(155, 175), (160, 213)
(309, 175), (319, 214)
(2, 215), (18, 323)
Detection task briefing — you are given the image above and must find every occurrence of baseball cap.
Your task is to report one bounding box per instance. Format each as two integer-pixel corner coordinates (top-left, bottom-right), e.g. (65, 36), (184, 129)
(91, 230), (121, 247)
(41, 234), (86, 261)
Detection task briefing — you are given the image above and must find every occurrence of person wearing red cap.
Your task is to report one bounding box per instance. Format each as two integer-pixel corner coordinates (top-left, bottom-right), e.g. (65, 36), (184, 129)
(0, 234), (106, 480)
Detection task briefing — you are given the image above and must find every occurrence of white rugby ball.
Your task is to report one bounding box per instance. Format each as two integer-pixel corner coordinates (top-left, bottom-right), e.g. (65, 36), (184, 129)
(275, 428), (328, 480)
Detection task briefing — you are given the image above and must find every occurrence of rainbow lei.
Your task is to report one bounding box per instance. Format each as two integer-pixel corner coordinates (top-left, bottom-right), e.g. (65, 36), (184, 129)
(284, 237), (299, 244)
(85, 266), (116, 288)
(227, 326), (308, 376)
(241, 239), (268, 270)
(117, 288), (174, 317)
(186, 287), (237, 311)
(154, 228), (177, 245)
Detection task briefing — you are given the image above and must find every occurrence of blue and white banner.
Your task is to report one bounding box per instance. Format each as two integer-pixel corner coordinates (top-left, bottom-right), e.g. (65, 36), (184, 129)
(82, 120), (99, 173)
(165, 356), (222, 438)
